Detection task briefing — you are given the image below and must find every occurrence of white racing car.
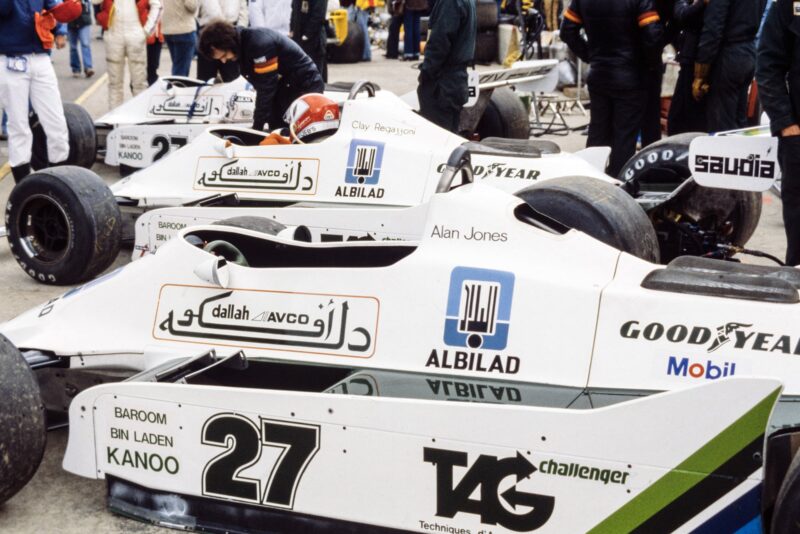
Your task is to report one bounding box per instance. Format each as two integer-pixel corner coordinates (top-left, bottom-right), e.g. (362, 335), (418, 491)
(2, 180), (800, 531)
(5, 84), (774, 285)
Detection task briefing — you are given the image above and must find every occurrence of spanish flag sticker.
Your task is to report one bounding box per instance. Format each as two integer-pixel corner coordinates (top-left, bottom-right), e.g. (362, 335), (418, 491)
(254, 56), (278, 74)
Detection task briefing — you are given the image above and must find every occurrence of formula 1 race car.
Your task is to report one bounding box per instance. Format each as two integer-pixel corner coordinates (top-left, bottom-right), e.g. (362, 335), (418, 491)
(3, 182), (800, 531)
(5, 86), (773, 286)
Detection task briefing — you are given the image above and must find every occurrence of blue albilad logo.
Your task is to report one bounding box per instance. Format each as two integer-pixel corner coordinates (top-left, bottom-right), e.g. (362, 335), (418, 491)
(444, 267), (515, 350)
(345, 139), (385, 185)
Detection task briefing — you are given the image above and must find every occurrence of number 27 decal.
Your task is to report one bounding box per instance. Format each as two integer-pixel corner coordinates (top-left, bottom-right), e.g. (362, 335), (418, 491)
(201, 414), (320, 509)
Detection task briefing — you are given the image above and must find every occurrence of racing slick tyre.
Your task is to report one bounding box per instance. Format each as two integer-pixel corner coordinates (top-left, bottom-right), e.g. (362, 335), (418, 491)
(474, 30), (499, 64)
(6, 166), (122, 285)
(477, 0), (499, 30)
(771, 449), (800, 532)
(516, 176), (660, 263)
(328, 21), (365, 64)
(476, 87), (529, 140)
(30, 102), (97, 170)
(618, 132), (762, 262)
(0, 334), (46, 504)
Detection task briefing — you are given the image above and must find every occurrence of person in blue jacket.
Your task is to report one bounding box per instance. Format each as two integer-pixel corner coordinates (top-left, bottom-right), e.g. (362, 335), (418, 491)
(0, 0), (71, 182)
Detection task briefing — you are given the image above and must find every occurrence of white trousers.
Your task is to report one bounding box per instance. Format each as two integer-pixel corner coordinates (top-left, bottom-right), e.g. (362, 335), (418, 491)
(105, 27), (148, 109)
(0, 53), (69, 167)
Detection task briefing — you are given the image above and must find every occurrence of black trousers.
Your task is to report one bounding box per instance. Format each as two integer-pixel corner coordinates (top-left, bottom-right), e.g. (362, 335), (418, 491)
(385, 14), (402, 58)
(298, 41), (327, 83)
(668, 61), (707, 135)
(779, 135), (800, 266)
(587, 85), (646, 177)
(418, 72), (467, 134)
(197, 53), (241, 83)
(641, 64), (663, 147)
(147, 41), (162, 86)
(706, 42), (755, 132)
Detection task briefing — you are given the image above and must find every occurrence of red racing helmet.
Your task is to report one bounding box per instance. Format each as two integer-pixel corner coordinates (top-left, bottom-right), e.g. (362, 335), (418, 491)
(283, 93), (340, 142)
(48, 0), (83, 23)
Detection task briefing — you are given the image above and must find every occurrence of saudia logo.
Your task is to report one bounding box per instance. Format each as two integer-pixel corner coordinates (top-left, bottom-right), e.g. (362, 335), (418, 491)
(338, 138), (386, 199)
(667, 356), (736, 380)
(427, 267), (519, 374)
(424, 448), (555, 532)
(621, 320), (800, 355)
(694, 153), (776, 179)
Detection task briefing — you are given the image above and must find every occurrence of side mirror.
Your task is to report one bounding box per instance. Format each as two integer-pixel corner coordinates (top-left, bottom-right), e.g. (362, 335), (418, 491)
(193, 257), (230, 288)
(215, 139), (236, 159)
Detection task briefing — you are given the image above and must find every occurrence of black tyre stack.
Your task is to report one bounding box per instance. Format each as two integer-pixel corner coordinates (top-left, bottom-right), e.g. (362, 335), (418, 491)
(475, 0), (499, 64)
(328, 20), (366, 64)
(30, 102), (97, 170)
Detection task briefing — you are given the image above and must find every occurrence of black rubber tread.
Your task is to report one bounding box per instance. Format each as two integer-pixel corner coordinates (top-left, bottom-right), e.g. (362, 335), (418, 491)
(729, 190), (763, 247)
(516, 176), (660, 262)
(477, 0), (499, 30)
(474, 30), (499, 64)
(212, 216), (287, 235)
(0, 334), (46, 504)
(772, 449), (800, 533)
(618, 132), (703, 185)
(476, 87), (530, 140)
(6, 166), (122, 285)
(327, 21), (365, 64)
(31, 103), (97, 170)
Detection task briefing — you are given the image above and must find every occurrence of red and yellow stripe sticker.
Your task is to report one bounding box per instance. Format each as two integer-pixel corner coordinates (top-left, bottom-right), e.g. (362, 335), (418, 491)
(254, 56), (278, 74)
(563, 7), (582, 23)
(638, 10), (660, 26)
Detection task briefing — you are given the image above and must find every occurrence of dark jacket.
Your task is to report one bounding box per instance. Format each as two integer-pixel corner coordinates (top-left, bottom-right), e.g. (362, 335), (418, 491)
(672, 0), (705, 63)
(237, 27), (324, 130)
(695, 0), (761, 65)
(290, 0), (326, 52)
(418, 0), (475, 81)
(560, 0), (664, 91)
(756, 0), (799, 135)
(405, 0), (428, 11)
(0, 0), (67, 55)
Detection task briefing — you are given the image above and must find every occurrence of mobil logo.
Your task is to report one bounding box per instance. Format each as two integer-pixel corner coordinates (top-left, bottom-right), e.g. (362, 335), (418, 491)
(344, 139), (385, 185)
(667, 356), (736, 380)
(443, 267), (515, 350)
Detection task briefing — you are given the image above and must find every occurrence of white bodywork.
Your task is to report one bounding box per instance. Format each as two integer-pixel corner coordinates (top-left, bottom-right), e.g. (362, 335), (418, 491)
(60, 376), (780, 533)
(4, 185), (800, 395)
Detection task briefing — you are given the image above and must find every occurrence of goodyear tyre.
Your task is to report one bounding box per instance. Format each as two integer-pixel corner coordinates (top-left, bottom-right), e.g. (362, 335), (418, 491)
(328, 20), (365, 64)
(6, 166), (122, 285)
(31, 102), (97, 170)
(0, 334), (46, 504)
(477, 0), (499, 30)
(772, 449), (800, 533)
(516, 176), (660, 262)
(619, 132), (762, 261)
(476, 88), (529, 140)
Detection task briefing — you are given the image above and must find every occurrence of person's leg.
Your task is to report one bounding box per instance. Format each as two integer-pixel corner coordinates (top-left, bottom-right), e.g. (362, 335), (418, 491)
(640, 63), (663, 147)
(779, 135), (800, 265)
(608, 88), (646, 177)
(126, 30), (148, 96)
(358, 8), (371, 60)
(105, 30), (126, 108)
(412, 11), (420, 57)
(667, 62), (708, 135)
(0, 58), (34, 174)
(28, 54), (69, 165)
(147, 40), (162, 85)
(169, 31), (197, 77)
(79, 25), (93, 73)
(706, 45), (754, 132)
(386, 14), (401, 58)
(586, 87), (613, 149)
(403, 10), (415, 59)
(68, 28), (81, 74)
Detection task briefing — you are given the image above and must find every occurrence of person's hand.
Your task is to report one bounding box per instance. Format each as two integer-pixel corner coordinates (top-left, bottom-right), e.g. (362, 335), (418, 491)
(55, 34), (66, 49)
(288, 31), (293, 38)
(782, 124), (800, 137)
(692, 62), (710, 101)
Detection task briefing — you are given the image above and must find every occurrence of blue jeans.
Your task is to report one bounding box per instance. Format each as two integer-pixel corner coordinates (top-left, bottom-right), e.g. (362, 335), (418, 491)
(403, 10), (421, 58)
(165, 31), (196, 76)
(68, 25), (93, 72)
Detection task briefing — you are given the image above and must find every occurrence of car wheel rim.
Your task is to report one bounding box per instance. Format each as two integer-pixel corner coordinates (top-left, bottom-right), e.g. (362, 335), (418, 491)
(16, 194), (71, 264)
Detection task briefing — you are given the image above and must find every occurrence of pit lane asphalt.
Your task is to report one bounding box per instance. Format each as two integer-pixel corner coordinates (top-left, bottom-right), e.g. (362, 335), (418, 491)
(0, 34), (788, 533)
